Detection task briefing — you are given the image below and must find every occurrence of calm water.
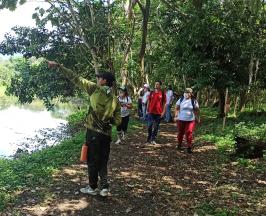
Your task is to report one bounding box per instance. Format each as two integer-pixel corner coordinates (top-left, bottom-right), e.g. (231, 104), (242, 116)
(0, 106), (67, 157)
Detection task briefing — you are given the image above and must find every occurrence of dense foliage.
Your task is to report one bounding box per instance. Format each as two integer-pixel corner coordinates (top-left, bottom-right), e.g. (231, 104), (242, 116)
(0, 0), (265, 113)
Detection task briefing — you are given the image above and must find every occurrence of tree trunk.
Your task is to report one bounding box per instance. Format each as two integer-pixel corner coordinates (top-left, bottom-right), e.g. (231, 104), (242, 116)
(120, 18), (135, 85)
(192, 0), (203, 9)
(254, 58), (259, 83)
(204, 87), (209, 106)
(196, 90), (201, 103)
(218, 89), (225, 118)
(248, 54), (255, 93)
(182, 74), (186, 88)
(233, 96), (239, 116)
(239, 90), (247, 112)
(139, 0), (150, 84)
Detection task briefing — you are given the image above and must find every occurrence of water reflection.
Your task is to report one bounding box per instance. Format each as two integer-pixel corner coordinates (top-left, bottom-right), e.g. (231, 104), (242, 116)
(0, 106), (67, 157)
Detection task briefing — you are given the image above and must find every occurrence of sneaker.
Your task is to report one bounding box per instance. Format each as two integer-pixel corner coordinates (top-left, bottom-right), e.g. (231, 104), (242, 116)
(121, 132), (125, 140)
(99, 188), (109, 197)
(80, 185), (98, 195)
(115, 139), (121, 145)
(187, 147), (193, 154)
(151, 140), (157, 145)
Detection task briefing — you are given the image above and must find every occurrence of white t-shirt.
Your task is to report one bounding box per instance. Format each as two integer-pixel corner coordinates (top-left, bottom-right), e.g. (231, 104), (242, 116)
(176, 98), (199, 121)
(166, 90), (173, 105)
(118, 96), (132, 117)
(142, 91), (150, 104)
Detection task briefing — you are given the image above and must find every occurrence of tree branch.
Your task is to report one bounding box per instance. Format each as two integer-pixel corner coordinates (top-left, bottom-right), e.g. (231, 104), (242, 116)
(137, 0), (145, 14)
(160, 0), (188, 17)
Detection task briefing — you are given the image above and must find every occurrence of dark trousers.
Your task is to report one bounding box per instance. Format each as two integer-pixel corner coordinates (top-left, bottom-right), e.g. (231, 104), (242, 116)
(147, 113), (161, 141)
(86, 129), (111, 189)
(138, 98), (143, 118)
(117, 115), (130, 133)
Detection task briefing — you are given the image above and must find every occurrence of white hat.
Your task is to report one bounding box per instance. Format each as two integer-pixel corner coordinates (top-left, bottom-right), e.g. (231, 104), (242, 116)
(143, 84), (149, 88)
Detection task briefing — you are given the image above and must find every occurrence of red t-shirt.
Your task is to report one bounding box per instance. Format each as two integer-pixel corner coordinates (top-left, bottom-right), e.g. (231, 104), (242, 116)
(147, 90), (166, 115)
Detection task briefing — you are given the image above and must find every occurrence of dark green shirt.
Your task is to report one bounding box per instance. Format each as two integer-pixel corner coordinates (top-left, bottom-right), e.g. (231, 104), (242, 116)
(59, 65), (121, 136)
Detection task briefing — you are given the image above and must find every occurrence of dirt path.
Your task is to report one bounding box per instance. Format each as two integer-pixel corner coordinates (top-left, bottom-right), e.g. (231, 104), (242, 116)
(2, 122), (266, 216)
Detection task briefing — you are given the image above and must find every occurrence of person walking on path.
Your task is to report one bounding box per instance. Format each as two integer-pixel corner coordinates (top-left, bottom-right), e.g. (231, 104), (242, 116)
(142, 83), (150, 122)
(47, 61), (121, 197)
(174, 88), (200, 154)
(115, 86), (133, 144)
(146, 81), (166, 144)
(164, 85), (174, 123)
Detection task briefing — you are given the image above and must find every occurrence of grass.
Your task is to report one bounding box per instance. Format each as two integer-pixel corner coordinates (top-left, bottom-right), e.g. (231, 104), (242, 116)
(0, 105), (265, 212)
(196, 107), (266, 153)
(0, 131), (85, 211)
(196, 202), (239, 216)
(0, 110), (140, 211)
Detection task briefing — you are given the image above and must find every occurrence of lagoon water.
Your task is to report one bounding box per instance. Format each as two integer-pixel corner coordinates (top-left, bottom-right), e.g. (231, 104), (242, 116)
(0, 106), (67, 157)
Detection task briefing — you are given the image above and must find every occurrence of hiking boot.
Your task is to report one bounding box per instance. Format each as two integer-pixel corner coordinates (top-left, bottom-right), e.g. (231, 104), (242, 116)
(99, 188), (109, 197)
(80, 185), (98, 195)
(177, 144), (182, 150)
(187, 147), (193, 154)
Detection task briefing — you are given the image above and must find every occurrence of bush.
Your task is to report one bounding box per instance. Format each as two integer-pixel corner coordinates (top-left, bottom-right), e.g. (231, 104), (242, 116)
(67, 110), (87, 133)
(234, 122), (266, 142)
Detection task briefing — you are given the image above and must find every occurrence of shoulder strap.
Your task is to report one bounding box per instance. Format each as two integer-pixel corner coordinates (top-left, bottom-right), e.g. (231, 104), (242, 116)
(191, 98), (195, 110)
(180, 95), (184, 103)
(179, 96), (195, 109)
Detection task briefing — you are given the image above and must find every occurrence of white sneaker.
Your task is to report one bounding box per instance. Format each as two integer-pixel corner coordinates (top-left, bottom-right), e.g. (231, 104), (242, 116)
(100, 188), (109, 197)
(151, 140), (157, 145)
(80, 185), (98, 195)
(115, 139), (121, 144)
(121, 132), (125, 140)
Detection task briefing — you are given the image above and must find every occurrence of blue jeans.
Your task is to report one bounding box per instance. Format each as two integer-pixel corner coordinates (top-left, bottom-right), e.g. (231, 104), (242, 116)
(142, 103), (148, 121)
(164, 104), (172, 122)
(147, 113), (161, 141)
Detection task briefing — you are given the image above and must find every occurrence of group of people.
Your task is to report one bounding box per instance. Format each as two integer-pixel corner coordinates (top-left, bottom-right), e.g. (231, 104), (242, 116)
(138, 83), (174, 123)
(47, 61), (200, 197)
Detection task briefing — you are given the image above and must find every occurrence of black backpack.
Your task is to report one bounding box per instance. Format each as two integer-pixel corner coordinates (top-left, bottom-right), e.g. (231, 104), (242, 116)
(179, 95), (196, 110)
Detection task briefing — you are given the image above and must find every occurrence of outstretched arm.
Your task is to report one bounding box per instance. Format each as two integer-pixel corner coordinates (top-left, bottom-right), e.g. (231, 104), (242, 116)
(47, 61), (98, 95)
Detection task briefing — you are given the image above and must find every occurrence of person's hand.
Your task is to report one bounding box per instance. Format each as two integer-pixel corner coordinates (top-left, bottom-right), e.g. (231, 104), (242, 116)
(196, 117), (201, 124)
(47, 60), (60, 69)
(174, 116), (178, 122)
(160, 113), (165, 118)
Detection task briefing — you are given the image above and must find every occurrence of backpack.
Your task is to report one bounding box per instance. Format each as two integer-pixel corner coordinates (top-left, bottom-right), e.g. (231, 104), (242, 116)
(179, 95), (196, 110)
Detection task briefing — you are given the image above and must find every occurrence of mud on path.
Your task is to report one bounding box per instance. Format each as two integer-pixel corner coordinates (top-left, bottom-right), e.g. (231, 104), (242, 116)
(2, 122), (265, 216)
